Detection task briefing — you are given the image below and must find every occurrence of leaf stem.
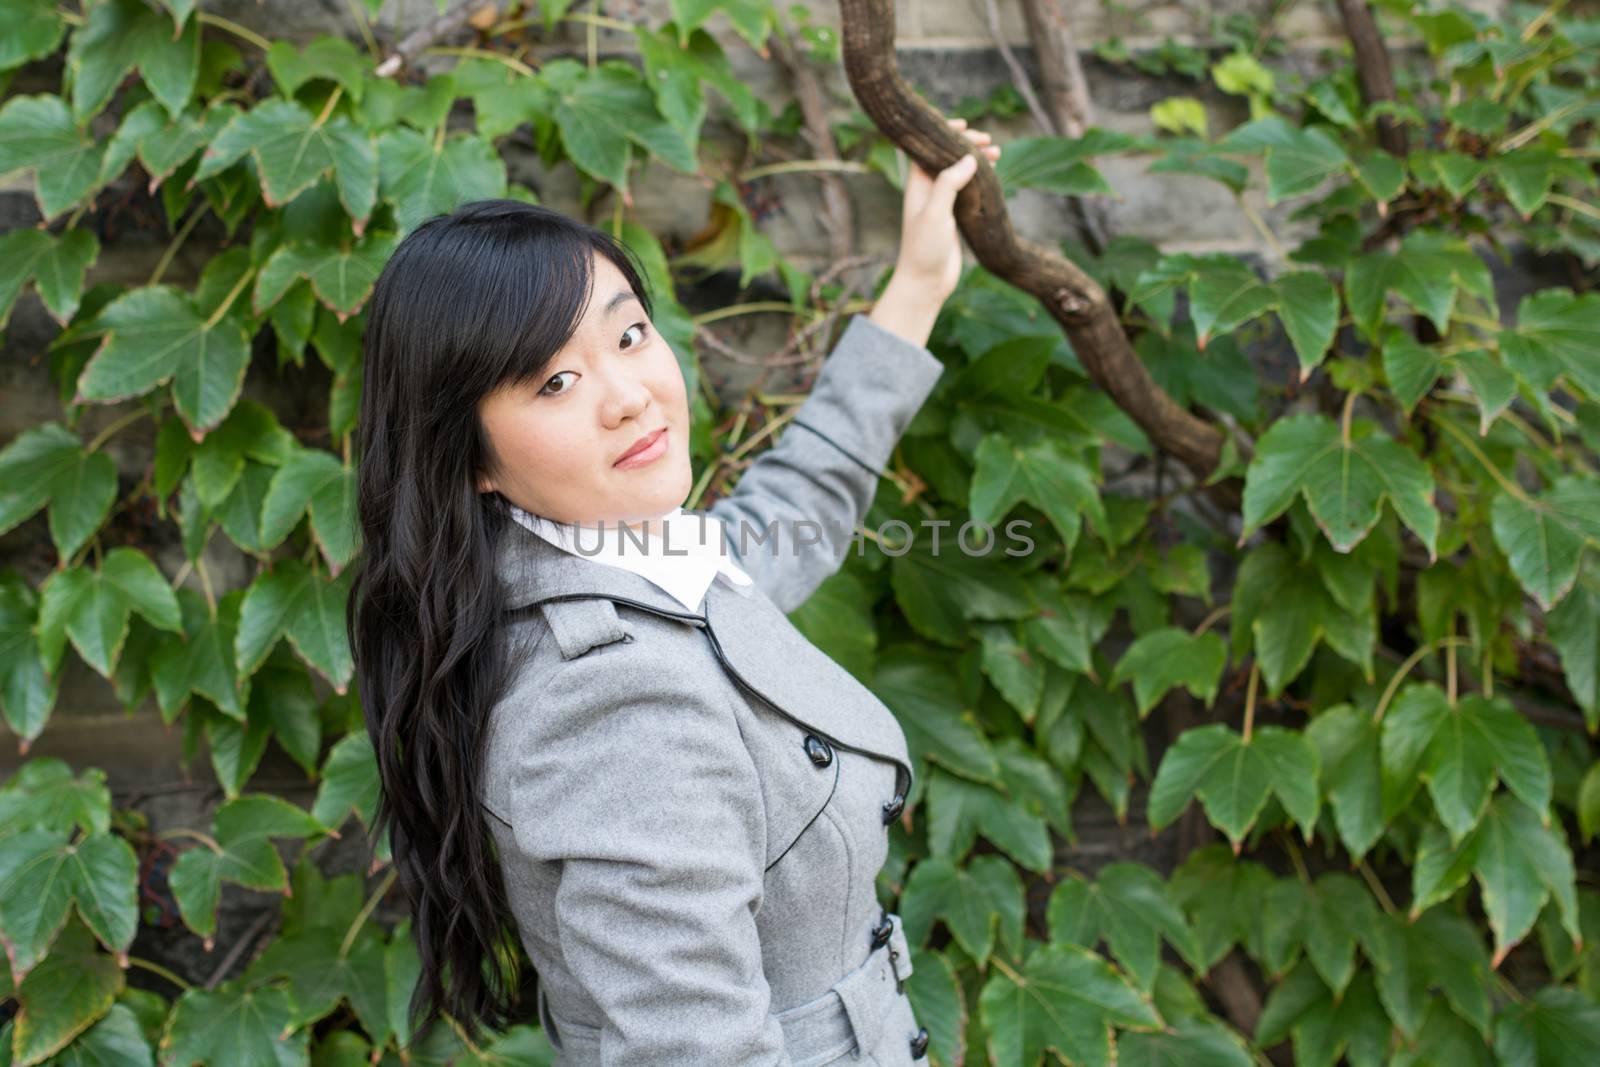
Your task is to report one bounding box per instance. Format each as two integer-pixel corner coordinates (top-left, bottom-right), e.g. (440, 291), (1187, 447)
(1356, 858), (1399, 916)
(1446, 620), (1457, 706)
(86, 406), (152, 453)
(160, 826), (223, 852)
(1340, 388), (1358, 445)
(203, 266), (257, 330)
(340, 867), (397, 957)
(150, 204), (209, 287)
(1242, 659), (1260, 741)
(195, 12), (272, 51)
(1372, 635), (1474, 723)
(1193, 603), (1232, 637)
(739, 160), (877, 182)
(313, 86), (344, 129)
(127, 955), (194, 992)
(421, 45), (536, 77)
(1426, 408), (1532, 504)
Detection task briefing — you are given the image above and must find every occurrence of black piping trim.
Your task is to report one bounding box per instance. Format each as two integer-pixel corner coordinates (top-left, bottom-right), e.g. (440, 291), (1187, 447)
(524, 592), (914, 801)
(765, 751), (840, 873)
(787, 417), (880, 479)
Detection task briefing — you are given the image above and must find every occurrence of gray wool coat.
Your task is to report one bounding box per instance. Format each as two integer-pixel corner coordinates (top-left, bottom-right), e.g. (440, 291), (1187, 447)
(478, 313), (948, 1066)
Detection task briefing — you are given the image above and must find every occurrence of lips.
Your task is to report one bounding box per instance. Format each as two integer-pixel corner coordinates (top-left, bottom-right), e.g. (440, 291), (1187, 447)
(614, 427), (666, 466)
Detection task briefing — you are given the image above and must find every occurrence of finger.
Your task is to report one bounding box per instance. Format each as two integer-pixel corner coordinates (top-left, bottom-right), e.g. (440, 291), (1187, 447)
(922, 153), (979, 215)
(947, 117), (968, 128)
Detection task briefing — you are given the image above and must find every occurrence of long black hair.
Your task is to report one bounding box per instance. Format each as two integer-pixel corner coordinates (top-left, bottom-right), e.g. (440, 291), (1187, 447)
(349, 199), (655, 1046)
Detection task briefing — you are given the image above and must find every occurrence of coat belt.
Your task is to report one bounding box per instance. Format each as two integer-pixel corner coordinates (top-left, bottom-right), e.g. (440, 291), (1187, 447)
(537, 910), (914, 1066)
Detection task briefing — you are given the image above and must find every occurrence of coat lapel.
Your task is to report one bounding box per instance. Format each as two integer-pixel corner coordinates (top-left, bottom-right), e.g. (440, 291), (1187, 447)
(495, 516), (913, 792)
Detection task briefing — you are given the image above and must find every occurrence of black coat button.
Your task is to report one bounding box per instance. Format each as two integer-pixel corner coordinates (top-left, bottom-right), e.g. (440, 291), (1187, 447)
(881, 793), (905, 824)
(803, 734), (832, 766)
(870, 913), (893, 949)
(909, 1027), (929, 1058)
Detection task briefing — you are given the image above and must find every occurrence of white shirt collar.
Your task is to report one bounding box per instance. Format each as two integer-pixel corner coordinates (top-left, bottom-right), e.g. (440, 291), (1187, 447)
(507, 503), (753, 613)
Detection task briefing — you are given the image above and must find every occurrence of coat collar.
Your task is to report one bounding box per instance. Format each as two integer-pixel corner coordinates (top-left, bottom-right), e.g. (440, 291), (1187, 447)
(494, 514), (913, 799)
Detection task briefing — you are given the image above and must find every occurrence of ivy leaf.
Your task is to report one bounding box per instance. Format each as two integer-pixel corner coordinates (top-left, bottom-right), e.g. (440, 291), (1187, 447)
(1489, 476), (1600, 611)
(976, 622), (1044, 721)
(542, 59), (698, 203)
(66, 0), (198, 120)
(0, 1), (68, 71)
(0, 423), (118, 561)
(0, 828), (138, 979)
(0, 573), (58, 747)
(1240, 413), (1439, 558)
(16, 997), (150, 1067)
(166, 795), (326, 945)
(75, 285), (252, 436)
(664, 0), (772, 55)
(241, 919), (388, 1036)
(264, 36), (368, 103)
(159, 982), (309, 1067)
(1231, 540), (1376, 694)
(1046, 862), (1205, 990)
(253, 232), (399, 321)
(1344, 232), (1496, 339)
(194, 99), (377, 226)
(150, 588), (246, 723)
(1271, 270), (1339, 379)
(1265, 126), (1349, 202)
(872, 648), (1002, 786)
(1109, 627), (1227, 717)
(900, 854), (1025, 967)
(1547, 576), (1600, 731)
(376, 127), (506, 234)
(635, 24), (764, 136)
(990, 134), (1116, 198)
(1494, 986), (1600, 1065)
(888, 543), (1036, 646)
(1500, 289), (1600, 399)
(1380, 329), (1517, 430)
(0, 226), (98, 328)
(1304, 703), (1383, 860)
(1472, 794), (1580, 967)
(979, 941), (1163, 1067)
(260, 447), (359, 573)
(36, 549), (182, 678)
(0, 94), (107, 221)
(1147, 723), (1320, 851)
(1186, 258), (1273, 349)
(102, 99), (238, 194)
(234, 559), (354, 692)
(971, 432), (1106, 554)
(925, 766), (1053, 872)
(311, 732), (380, 833)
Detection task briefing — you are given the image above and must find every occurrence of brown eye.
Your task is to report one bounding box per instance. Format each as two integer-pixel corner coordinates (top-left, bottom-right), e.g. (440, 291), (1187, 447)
(621, 322), (650, 350)
(538, 371), (576, 397)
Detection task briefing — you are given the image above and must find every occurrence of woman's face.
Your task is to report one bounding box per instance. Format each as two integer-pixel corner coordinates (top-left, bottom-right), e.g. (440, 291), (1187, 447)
(476, 252), (692, 528)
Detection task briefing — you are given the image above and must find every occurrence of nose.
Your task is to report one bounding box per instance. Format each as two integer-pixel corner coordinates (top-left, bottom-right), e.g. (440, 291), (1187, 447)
(598, 365), (652, 428)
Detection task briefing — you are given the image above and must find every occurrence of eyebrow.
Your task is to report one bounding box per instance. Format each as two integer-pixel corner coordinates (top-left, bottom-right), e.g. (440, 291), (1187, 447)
(604, 290), (642, 318)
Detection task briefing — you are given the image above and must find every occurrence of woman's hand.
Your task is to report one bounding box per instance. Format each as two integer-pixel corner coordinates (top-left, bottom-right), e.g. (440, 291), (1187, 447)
(893, 118), (1000, 302)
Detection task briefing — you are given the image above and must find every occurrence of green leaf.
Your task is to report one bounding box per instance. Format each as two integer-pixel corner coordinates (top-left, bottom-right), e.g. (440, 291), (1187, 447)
(160, 982), (309, 1067)
(1473, 794), (1580, 967)
(1264, 126), (1350, 202)
(194, 98), (376, 225)
(376, 127), (507, 234)
(0, 94), (107, 221)
(976, 622), (1044, 721)
(990, 134), (1117, 198)
(311, 732), (380, 833)
(1489, 476), (1600, 611)
(1240, 413), (1439, 558)
(150, 588), (245, 722)
(1548, 577), (1600, 731)
(1046, 862), (1204, 990)
(1271, 270), (1339, 378)
(979, 940), (1163, 1067)
(1344, 231), (1496, 339)
(872, 648), (1002, 785)
(36, 549), (182, 677)
(260, 447), (359, 573)
(900, 854), (1025, 966)
(1109, 627), (1227, 717)
(66, 0), (198, 120)
(1500, 289), (1600, 399)
(634, 23), (765, 136)
(970, 432), (1106, 554)
(166, 795), (325, 944)
(1232, 540), (1376, 693)
(0, 0), (68, 72)
(0, 422), (117, 561)
(0, 226), (98, 328)
(0, 572), (58, 746)
(0, 828), (138, 978)
(1147, 723), (1319, 849)
(234, 559), (354, 691)
(542, 59), (697, 200)
(8, 916), (130, 1064)
(75, 285), (252, 435)
(925, 766), (1052, 872)
(1188, 259), (1274, 348)
(253, 232), (399, 320)
(1305, 703), (1382, 859)
(1494, 986), (1600, 1066)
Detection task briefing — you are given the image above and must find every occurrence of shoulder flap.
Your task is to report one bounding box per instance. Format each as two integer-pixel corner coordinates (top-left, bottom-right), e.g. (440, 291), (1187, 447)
(538, 597), (632, 659)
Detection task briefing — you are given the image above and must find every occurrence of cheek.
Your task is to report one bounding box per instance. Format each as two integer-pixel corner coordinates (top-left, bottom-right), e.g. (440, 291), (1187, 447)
(483, 402), (585, 480)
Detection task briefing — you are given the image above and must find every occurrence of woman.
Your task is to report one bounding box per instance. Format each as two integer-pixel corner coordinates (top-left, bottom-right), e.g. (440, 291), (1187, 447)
(351, 119), (1000, 1065)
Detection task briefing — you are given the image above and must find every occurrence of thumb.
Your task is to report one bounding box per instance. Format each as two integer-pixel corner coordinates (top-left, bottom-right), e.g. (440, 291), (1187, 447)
(928, 153), (978, 210)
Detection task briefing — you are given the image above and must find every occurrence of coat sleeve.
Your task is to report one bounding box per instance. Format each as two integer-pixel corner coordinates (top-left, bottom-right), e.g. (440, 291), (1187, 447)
(707, 313), (946, 612)
(509, 645), (794, 1066)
